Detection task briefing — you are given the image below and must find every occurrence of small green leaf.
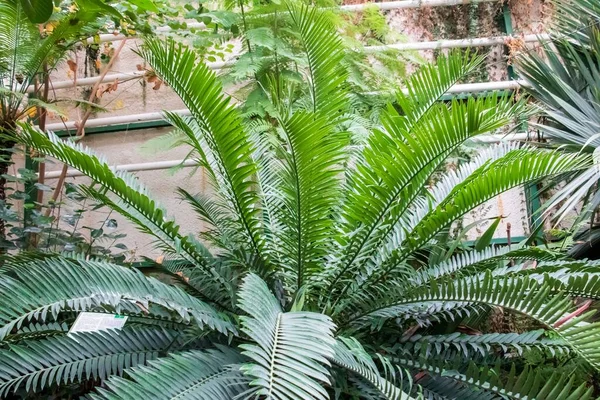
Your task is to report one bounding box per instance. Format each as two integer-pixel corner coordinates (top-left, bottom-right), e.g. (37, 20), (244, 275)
(475, 217), (502, 251)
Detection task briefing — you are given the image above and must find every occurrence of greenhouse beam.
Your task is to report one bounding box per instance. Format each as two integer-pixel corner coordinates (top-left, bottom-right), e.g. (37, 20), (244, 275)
(42, 80), (528, 132)
(85, 0), (497, 44)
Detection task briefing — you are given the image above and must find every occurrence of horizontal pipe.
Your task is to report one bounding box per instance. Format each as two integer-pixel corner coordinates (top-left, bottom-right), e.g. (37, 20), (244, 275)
(89, 0), (496, 44)
(46, 34), (542, 92)
(340, 0), (494, 12)
(41, 132), (531, 179)
(43, 80), (528, 131)
(30, 61), (234, 93)
(44, 159), (198, 179)
(364, 33), (547, 52)
(45, 109), (191, 131)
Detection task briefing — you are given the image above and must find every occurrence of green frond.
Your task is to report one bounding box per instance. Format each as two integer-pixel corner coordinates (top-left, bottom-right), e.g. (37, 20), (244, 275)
(332, 337), (419, 400)
(91, 347), (248, 400)
(238, 273), (336, 399)
(324, 93), (520, 303)
(408, 247), (564, 288)
(517, 27), (600, 223)
(397, 358), (594, 400)
(16, 126), (236, 306)
(276, 111), (348, 290)
(403, 330), (571, 358)
(0, 256), (235, 339)
(177, 188), (244, 250)
(139, 37), (264, 260)
(358, 148), (590, 295)
(0, 327), (177, 397)
(393, 50), (484, 127)
(287, 2), (349, 116)
(344, 271), (600, 372)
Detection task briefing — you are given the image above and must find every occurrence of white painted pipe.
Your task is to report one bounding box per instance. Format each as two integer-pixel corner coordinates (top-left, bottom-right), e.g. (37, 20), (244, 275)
(45, 109), (191, 131)
(30, 60), (234, 93)
(340, 0), (494, 12)
(364, 34), (547, 52)
(44, 33), (542, 93)
(43, 80), (528, 131)
(88, 0), (496, 44)
(43, 159), (198, 179)
(41, 131), (530, 179)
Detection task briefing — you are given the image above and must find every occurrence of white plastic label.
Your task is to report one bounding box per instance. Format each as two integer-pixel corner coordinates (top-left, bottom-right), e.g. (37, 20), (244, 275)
(69, 312), (128, 333)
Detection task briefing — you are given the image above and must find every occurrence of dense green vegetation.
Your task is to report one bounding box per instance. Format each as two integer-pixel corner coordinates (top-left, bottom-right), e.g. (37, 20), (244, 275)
(0, 0), (600, 398)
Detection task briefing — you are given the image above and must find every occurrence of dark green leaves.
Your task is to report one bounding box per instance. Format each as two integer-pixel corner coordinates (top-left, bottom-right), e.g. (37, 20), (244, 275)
(0, 327), (176, 397)
(20, 0), (53, 23)
(0, 256), (235, 338)
(238, 274), (336, 399)
(91, 347), (248, 400)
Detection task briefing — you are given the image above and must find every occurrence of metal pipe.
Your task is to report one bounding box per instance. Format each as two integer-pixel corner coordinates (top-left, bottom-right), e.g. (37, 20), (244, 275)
(364, 33), (547, 52)
(41, 132), (530, 179)
(43, 80), (528, 131)
(44, 33), (542, 92)
(43, 159), (198, 179)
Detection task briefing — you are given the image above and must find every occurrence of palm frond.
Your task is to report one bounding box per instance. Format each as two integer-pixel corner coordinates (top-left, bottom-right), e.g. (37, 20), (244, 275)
(344, 271), (600, 372)
(139, 38), (264, 260)
(91, 347), (248, 400)
(403, 330), (571, 358)
(275, 111), (348, 291)
(408, 247), (564, 288)
(397, 358), (594, 400)
(287, 2), (349, 116)
(324, 92), (520, 302)
(238, 273), (336, 399)
(332, 336), (419, 400)
(356, 148), (590, 297)
(16, 126), (237, 306)
(0, 327), (177, 397)
(0, 256), (235, 339)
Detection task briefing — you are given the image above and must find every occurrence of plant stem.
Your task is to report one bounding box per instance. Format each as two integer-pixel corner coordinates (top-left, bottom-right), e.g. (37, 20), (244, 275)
(44, 40), (127, 218)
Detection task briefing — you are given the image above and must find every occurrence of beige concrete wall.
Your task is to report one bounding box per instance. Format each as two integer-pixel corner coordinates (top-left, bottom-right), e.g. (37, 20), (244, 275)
(42, 127), (213, 259)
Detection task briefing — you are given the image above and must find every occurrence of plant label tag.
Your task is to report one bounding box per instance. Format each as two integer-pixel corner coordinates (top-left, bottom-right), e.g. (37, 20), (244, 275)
(69, 312), (128, 333)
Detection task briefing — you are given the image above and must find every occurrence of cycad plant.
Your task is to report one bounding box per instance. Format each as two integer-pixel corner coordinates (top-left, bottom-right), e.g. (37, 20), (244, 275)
(4, 3), (600, 399)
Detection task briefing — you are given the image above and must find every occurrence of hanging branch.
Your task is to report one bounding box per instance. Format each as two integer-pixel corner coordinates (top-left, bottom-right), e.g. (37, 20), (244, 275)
(44, 40), (127, 218)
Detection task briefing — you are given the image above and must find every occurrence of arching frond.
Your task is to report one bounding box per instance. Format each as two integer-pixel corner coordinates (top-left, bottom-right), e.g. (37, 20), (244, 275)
(352, 148), (590, 300)
(397, 359), (594, 400)
(0, 327), (177, 397)
(91, 347), (248, 400)
(238, 273), (336, 399)
(287, 1), (349, 116)
(344, 272), (600, 372)
(324, 92), (520, 303)
(408, 247), (564, 288)
(17, 126), (234, 307)
(332, 336), (419, 400)
(275, 111), (348, 290)
(403, 330), (571, 358)
(139, 38), (264, 260)
(0, 256), (235, 339)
